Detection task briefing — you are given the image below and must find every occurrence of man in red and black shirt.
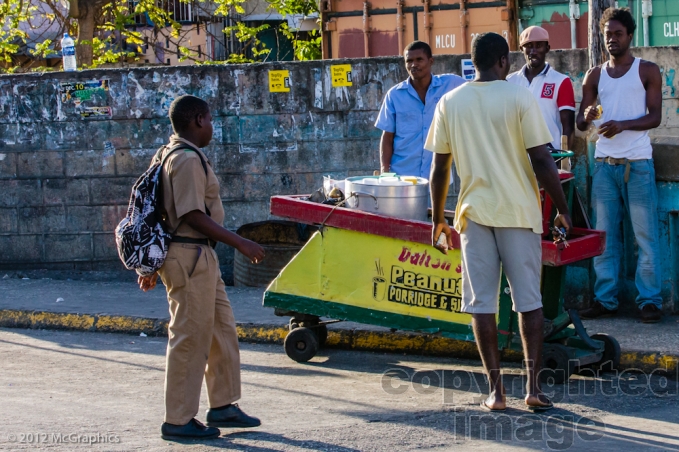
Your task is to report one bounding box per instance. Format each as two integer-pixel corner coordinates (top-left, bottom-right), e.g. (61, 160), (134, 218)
(507, 26), (576, 150)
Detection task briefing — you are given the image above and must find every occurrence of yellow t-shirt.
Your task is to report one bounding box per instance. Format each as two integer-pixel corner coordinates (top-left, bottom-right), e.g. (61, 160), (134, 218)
(424, 81), (552, 234)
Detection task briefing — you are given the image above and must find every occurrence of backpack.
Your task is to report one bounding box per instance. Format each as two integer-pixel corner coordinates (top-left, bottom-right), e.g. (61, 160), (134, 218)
(115, 143), (209, 276)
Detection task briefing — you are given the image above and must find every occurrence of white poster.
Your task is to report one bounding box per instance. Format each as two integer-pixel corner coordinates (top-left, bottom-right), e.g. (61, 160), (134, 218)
(461, 59), (476, 81)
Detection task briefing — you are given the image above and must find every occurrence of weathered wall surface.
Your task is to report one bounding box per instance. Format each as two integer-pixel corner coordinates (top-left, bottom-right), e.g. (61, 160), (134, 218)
(1, 47), (679, 312)
(0, 57), (418, 280)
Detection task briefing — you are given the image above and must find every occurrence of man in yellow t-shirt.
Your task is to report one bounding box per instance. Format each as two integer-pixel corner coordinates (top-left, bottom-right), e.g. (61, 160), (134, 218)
(425, 33), (572, 413)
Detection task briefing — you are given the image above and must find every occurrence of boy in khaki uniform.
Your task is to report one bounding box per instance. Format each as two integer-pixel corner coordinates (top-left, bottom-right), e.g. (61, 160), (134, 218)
(139, 95), (265, 441)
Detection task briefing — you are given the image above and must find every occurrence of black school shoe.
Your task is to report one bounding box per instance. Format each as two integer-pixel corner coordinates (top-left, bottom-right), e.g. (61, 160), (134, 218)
(206, 403), (261, 428)
(640, 305), (662, 323)
(161, 418), (220, 441)
(579, 302), (618, 320)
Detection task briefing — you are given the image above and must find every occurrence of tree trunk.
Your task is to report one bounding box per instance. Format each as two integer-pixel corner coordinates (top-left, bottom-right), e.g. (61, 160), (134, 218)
(68, 0), (105, 67)
(76, 7), (95, 66)
(588, 0), (616, 68)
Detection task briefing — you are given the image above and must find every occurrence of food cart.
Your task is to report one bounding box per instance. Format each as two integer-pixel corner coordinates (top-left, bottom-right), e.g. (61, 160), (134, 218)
(263, 169), (619, 383)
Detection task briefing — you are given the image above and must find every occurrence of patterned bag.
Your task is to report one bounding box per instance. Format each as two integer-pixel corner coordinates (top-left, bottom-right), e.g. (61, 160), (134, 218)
(115, 144), (207, 276)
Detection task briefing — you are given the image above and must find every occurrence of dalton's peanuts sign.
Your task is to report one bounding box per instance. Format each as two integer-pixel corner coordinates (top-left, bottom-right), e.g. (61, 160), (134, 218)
(267, 228), (470, 325)
(381, 248), (462, 313)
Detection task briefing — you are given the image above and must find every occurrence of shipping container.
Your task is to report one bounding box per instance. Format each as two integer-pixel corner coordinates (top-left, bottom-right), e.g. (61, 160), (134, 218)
(320, 0), (518, 59)
(519, 0), (679, 49)
(321, 0), (679, 60)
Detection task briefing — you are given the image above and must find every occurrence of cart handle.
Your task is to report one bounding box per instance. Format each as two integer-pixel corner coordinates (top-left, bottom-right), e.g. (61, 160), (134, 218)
(567, 309), (601, 350)
(551, 150), (575, 165)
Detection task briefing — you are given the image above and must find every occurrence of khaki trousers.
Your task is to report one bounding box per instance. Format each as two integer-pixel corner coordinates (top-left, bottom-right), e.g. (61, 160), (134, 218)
(158, 242), (241, 425)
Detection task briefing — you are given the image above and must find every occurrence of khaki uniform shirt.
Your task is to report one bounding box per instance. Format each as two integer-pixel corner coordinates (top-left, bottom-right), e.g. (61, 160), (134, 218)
(157, 136), (225, 239)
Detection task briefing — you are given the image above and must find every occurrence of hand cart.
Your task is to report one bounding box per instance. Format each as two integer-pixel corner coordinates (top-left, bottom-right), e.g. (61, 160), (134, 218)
(263, 168), (618, 383)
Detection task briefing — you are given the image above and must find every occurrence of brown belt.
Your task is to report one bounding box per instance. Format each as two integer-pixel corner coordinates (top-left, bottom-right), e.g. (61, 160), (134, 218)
(596, 157), (646, 183)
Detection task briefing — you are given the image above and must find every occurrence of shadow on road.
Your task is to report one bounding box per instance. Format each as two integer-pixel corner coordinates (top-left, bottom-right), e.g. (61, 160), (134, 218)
(3, 328), (678, 450)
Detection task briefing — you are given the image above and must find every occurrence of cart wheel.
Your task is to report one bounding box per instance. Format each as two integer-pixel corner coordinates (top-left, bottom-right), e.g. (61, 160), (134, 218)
(590, 333), (621, 370)
(284, 327), (319, 363)
(311, 324), (328, 347)
(541, 344), (574, 385)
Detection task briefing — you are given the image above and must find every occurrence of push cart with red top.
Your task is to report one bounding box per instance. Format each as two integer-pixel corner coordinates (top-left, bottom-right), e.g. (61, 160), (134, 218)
(263, 169), (619, 383)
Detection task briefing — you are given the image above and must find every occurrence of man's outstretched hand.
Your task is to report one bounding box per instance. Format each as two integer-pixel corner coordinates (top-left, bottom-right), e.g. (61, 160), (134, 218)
(138, 272), (158, 292)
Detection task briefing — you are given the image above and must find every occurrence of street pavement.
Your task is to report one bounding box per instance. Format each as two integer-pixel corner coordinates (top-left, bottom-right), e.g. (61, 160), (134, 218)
(0, 276), (678, 357)
(1, 328), (678, 451)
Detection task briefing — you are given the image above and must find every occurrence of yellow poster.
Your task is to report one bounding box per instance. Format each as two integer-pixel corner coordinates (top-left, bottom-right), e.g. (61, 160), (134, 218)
(330, 64), (353, 87)
(268, 70), (290, 92)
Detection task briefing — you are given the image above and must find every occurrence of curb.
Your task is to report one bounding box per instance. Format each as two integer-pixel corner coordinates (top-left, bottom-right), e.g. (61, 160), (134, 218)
(1, 309), (677, 375)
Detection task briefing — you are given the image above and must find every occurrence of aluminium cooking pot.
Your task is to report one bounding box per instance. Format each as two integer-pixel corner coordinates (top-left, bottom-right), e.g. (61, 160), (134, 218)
(344, 175), (429, 221)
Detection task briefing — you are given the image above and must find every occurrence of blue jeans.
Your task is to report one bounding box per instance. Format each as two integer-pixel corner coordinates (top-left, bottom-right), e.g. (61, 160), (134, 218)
(592, 159), (662, 310)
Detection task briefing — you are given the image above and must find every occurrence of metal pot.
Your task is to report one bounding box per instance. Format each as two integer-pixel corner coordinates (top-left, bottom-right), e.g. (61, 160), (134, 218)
(344, 176), (429, 221)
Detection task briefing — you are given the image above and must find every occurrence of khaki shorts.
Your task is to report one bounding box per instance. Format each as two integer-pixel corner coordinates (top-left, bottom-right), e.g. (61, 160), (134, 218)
(460, 219), (543, 314)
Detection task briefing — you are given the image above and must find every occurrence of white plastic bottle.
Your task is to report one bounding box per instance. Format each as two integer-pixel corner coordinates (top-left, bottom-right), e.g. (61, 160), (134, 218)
(61, 33), (77, 72)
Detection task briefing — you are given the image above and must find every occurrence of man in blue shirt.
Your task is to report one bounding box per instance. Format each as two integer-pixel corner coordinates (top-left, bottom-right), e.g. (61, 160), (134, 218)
(375, 41), (465, 178)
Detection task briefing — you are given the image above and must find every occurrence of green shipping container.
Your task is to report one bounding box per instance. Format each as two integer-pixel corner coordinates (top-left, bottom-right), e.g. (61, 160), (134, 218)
(643, 0), (679, 47)
(519, 0), (679, 49)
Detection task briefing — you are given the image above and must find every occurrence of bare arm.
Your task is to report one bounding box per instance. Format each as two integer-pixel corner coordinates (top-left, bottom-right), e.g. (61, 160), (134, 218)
(430, 152), (453, 254)
(137, 212), (264, 292)
(183, 210), (265, 262)
(138, 210), (265, 292)
(638, 61), (663, 130)
(380, 131), (395, 173)
(560, 110), (575, 149)
(527, 145), (572, 234)
(577, 66), (601, 132)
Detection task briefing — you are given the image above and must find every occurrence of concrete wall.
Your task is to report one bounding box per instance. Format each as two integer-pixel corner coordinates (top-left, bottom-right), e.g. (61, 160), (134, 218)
(0, 57), (413, 280)
(1, 47), (679, 312)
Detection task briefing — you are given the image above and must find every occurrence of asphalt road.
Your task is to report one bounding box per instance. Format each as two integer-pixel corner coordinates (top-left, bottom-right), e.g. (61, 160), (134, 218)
(1, 328), (678, 451)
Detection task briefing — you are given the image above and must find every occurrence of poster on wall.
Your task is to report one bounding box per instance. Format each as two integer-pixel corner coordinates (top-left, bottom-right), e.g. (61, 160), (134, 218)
(461, 60), (476, 81)
(269, 70), (291, 93)
(59, 79), (112, 119)
(331, 65), (353, 87)
(80, 106), (113, 119)
(59, 79), (109, 103)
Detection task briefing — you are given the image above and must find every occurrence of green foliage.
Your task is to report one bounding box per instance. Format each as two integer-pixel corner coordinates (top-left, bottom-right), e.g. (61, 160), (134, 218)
(30, 39), (56, 60)
(267, 0), (318, 18)
(0, 0), (320, 73)
(0, 0), (35, 68)
(215, 0), (246, 16)
(279, 22), (321, 61)
(82, 37), (136, 68)
(223, 21), (271, 63)
(29, 66), (55, 73)
(267, 0), (321, 61)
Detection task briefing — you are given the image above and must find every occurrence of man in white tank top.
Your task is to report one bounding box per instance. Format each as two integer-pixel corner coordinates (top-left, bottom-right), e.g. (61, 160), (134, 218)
(576, 8), (663, 323)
